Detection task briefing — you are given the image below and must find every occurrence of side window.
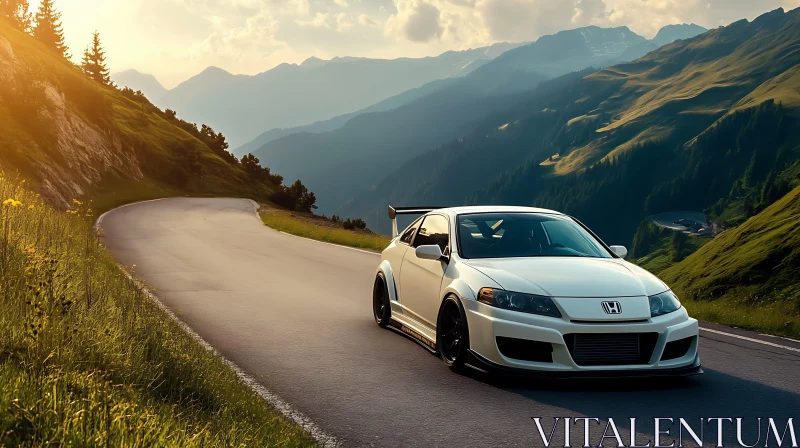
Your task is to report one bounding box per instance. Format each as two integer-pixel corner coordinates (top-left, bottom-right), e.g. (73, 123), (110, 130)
(400, 218), (422, 245)
(413, 215), (449, 252)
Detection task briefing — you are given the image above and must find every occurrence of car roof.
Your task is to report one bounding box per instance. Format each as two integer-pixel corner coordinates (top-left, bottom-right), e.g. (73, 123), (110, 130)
(436, 205), (564, 216)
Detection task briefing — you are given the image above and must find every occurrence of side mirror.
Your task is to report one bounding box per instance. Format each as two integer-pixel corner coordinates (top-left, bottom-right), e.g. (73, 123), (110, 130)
(610, 245), (628, 259)
(415, 245), (444, 261)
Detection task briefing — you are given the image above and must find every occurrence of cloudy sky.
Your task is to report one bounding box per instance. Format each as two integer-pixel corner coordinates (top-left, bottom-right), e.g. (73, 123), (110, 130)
(42, 0), (800, 88)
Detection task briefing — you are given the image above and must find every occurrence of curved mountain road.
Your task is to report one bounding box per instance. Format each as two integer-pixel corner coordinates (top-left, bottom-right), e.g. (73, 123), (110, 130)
(100, 198), (800, 447)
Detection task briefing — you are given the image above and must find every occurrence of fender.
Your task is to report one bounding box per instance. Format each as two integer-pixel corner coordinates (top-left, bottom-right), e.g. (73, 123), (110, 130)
(442, 278), (478, 303)
(376, 260), (399, 302)
(441, 263), (501, 304)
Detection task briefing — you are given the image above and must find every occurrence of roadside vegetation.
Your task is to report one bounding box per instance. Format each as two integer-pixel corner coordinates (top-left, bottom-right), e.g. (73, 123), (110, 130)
(1, 4), (318, 444)
(0, 175), (315, 446)
(659, 185), (800, 338)
(260, 208), (391, 251)
(631, 221), (712, 274)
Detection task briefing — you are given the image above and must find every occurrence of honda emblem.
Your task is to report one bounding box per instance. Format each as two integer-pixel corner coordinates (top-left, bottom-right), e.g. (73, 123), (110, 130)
(601, 301), (622, 314)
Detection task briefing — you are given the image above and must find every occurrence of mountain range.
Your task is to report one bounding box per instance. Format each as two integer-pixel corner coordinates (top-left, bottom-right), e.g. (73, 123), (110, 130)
(248, 23), (707, 214)
(111, 69), (168, 101)
(112, 43), (521, 148)
(339, 7), (799, 248)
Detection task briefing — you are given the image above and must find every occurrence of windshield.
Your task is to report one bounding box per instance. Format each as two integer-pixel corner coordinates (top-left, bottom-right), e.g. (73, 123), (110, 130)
(457, 213), (613, 259)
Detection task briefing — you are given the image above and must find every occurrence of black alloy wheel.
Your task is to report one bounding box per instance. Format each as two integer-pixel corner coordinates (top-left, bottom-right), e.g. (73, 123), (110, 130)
(437, 296), (469, 368)
(373, 274), (391, 327)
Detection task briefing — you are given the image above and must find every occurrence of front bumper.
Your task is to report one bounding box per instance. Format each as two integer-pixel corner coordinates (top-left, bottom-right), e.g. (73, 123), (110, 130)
(465, 351), (703, 378)
(463, 299), (701, 376)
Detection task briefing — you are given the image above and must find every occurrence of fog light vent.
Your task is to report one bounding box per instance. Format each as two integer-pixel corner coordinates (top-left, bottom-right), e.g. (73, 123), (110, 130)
(661, 336), (694, 361)
(496, 337), (553, 363)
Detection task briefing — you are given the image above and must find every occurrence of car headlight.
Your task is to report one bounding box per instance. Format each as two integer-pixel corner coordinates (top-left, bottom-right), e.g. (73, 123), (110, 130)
(649, 290), (682, 317)
(477, 288), (562, 318)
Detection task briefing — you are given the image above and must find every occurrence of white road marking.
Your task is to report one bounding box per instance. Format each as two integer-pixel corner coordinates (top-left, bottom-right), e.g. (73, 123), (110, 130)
(700, 327), (800, 353)
(95, 197), (169, 230)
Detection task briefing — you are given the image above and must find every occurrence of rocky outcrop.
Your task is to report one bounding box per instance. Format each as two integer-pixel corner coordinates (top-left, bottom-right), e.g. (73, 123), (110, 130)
(0, 36), (143, 207)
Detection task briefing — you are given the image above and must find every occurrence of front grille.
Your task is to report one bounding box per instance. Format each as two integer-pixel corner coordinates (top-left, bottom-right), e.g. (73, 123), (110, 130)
(564, 333), (658, 366)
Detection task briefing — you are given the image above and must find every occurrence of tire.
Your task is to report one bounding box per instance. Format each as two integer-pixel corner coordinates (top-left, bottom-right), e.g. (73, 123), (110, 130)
(437, 295), (470, 369)
(373, 273), (391, 328)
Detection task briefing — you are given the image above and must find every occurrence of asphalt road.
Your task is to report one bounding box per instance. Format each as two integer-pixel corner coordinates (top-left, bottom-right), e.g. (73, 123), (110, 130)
(100, 198), (800, 447)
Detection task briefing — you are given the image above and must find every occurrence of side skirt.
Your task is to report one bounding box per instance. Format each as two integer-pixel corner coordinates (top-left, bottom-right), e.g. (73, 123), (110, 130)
(387, 318), (438, 354)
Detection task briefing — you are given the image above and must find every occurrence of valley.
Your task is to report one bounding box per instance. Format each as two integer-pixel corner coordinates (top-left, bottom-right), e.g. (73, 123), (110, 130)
(2, 1), (800, 445)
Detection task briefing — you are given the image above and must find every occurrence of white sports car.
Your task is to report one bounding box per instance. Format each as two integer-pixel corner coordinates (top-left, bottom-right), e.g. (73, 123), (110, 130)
(373, 205), (702, 377)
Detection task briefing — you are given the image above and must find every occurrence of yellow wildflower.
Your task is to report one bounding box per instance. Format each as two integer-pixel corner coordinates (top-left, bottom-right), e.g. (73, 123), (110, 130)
(3, 199), (14, 206)
(12, 200), (22, 208)
(28, 205), (34, 210)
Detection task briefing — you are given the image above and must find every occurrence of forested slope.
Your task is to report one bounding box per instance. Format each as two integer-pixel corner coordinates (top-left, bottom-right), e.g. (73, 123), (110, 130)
(254, 24), (706, 213)
(0, 17), (293, 212)
(342, 7), (800, 247)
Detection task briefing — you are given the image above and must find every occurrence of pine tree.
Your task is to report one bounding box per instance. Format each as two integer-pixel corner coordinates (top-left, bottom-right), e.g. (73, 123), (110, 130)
(32, 0), (68, 57)
(81, 31), (111, 85)
(0, 0), (32, 31)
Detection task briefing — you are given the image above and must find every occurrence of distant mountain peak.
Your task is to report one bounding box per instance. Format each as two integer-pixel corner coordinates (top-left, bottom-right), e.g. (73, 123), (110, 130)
(300, 56), (326, 69)
(115, 68), (145, 76)
(111, 69), (167, 101)
(652, 23), (707, 45)
(199, 66), (232, 76)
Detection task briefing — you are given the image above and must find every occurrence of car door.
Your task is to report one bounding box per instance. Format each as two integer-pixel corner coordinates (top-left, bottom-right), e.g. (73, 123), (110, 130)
(399, 214), (450, 329)
(389, 217), (422, 286)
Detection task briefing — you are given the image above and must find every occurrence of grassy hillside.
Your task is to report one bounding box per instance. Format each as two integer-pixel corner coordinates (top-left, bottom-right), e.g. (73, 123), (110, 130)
(632, 222), (712, 274)
(1, 18), (315, 445)
(660, 185), (800, 337)
(0, 17), (276, 210)
(0, 176), (314, 446)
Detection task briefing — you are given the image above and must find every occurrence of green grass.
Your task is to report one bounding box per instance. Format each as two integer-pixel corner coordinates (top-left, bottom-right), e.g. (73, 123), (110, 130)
(681, 296), (798, 339)
(88, 178), (179, 217)
(260, 209), (391, 251)
(0, 176), (315, 445)
(636, 232), (712, 275)
(660, 185), (800, 338)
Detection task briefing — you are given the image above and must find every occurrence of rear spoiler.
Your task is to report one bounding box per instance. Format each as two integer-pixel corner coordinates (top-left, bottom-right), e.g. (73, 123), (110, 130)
(388, 206), (445, 237)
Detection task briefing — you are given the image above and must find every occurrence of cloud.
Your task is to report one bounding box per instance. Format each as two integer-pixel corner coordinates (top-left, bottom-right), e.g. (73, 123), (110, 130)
(383, 0), (614, 45)
(477, 0), (606, 41)
(197, 9), (290, 61)
(296, 12), (333, 28)
(358, 13), (378, 26)
(66, 0), (800, 88)
(386, 1), (444, 42)
(573, 0), (608, 24)
(336, 12), (354, 31)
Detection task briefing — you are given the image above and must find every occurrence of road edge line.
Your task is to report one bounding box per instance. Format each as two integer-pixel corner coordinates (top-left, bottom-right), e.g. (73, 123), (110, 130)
(700, 327), (800, 353)
(96, 198), (341, 448)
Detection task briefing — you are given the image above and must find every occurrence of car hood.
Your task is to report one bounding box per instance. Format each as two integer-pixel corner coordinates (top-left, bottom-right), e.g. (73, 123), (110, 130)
(464, 257), (668, 298)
